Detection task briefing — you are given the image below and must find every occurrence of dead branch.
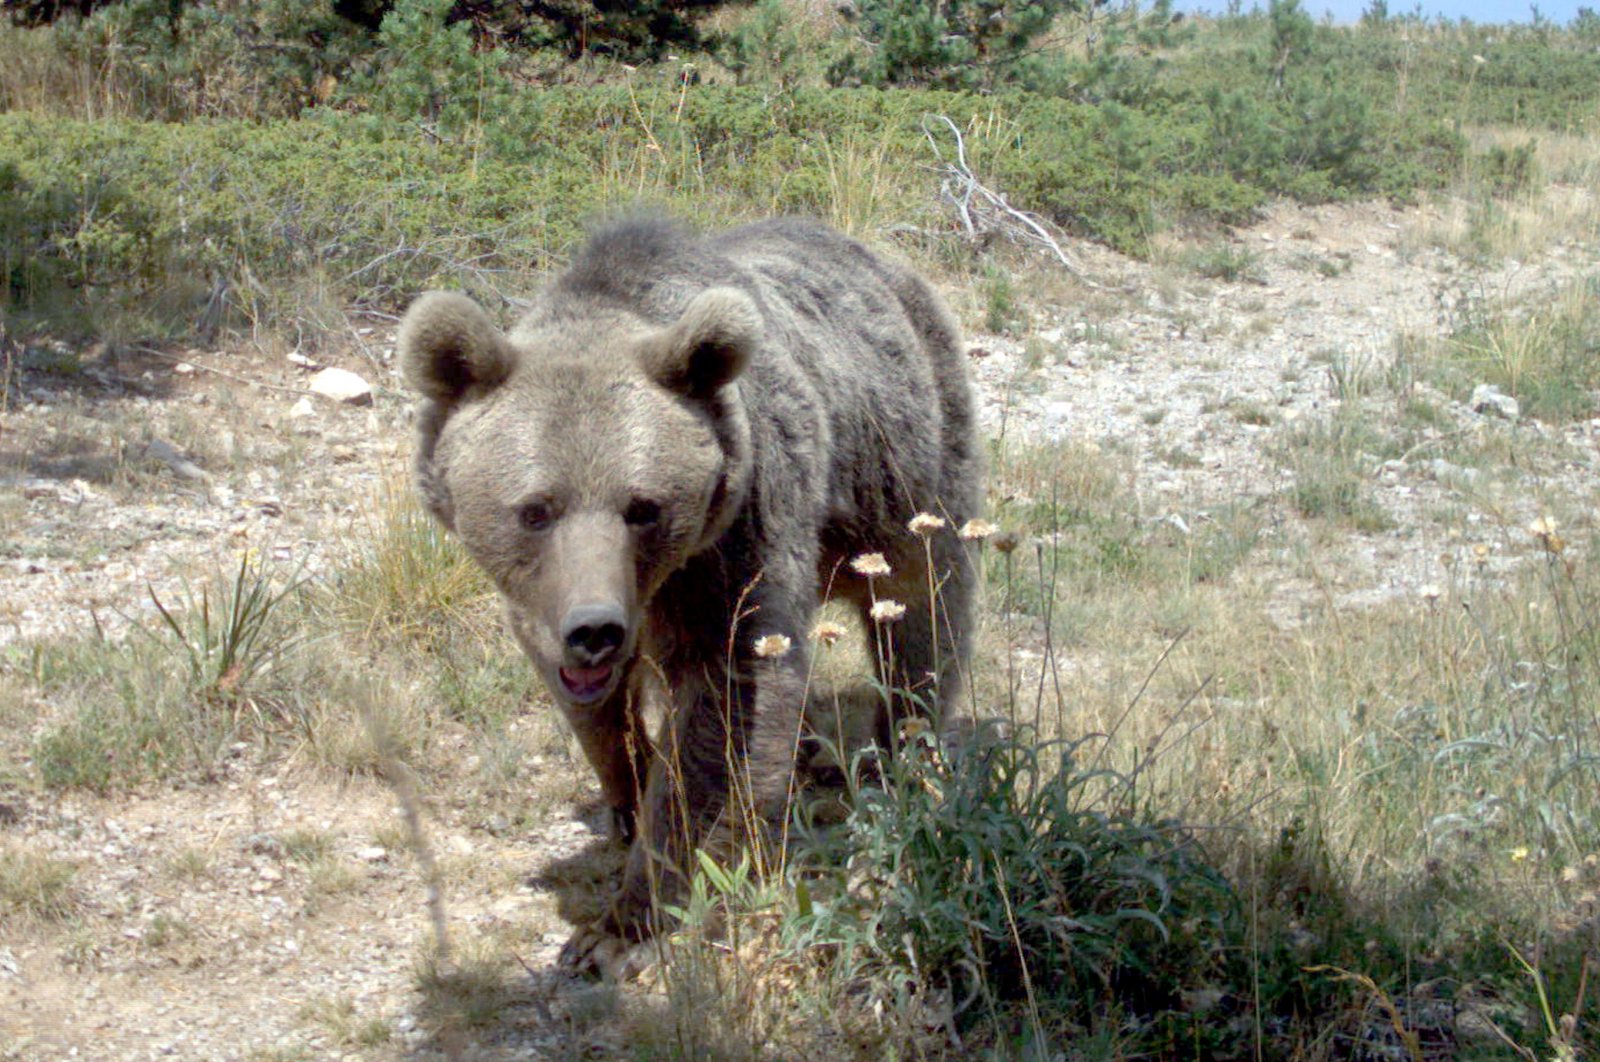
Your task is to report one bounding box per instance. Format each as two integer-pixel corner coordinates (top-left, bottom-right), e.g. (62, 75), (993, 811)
(920, 113), (1103, 289)
(132, 346), (319, 396)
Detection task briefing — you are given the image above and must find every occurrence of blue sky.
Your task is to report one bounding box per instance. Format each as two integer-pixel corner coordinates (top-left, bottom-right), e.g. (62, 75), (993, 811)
(1169, 0), (1593, 24)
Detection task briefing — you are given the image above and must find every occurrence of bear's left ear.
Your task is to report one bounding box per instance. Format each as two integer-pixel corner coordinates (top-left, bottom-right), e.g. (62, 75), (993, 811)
(643, 287), (759, 399)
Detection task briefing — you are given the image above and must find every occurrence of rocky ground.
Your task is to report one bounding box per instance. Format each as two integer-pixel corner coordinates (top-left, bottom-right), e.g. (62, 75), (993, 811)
(2, 198), (1596, 1059)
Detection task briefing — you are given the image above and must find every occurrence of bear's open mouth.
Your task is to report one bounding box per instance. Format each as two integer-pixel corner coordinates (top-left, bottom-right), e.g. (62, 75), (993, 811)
(559, 664), (615, 702)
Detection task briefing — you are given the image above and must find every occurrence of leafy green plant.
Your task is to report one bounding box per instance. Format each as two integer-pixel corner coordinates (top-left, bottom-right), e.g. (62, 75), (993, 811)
(142, 552), (310, 714)
(791, 725), (1232, 1035)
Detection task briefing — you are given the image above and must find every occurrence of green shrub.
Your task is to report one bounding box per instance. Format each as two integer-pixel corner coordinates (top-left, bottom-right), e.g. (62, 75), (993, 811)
(50, 0), (371, 120)
(721, 0), (810, 90)
(352, 0), (513, 141)
(468, 0), (749, 60)
(791, 725), (1233, 1034)
(1, 34), (1569, 343)
(1475, 140), (1540, 195)
(829, 0), (1081, 91)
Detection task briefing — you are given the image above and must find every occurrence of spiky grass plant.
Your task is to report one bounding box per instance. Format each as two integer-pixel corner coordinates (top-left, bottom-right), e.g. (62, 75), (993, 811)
(784, 722), (1233, 1048)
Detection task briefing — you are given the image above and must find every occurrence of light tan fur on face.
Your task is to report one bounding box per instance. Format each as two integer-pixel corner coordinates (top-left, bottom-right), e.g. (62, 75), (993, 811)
(400, 296), (744, 699)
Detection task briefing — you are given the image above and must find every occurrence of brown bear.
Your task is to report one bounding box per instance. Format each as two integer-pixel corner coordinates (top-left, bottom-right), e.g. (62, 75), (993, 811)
(398, 216), (981, 975)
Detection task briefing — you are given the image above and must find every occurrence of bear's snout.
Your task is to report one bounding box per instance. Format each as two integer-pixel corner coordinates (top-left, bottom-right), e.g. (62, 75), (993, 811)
(556, 602), (630, 704)
(561, 602), (629, 666)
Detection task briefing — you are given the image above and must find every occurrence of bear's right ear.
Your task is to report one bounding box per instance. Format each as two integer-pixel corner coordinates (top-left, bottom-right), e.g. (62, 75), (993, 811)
(399, 291), (518, 404)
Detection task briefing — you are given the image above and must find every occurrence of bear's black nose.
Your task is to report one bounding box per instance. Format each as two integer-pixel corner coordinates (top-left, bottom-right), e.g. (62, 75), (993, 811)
(562, 603), (628, 665)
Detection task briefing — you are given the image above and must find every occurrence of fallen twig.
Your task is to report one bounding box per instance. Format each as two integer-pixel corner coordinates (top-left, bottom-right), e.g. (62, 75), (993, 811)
(132, 346), (318, 396)
(921, 113), (1103, 288)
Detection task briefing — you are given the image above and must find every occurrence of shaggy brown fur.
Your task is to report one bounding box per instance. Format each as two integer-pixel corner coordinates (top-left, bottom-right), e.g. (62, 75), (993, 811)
(399, 216), (981, 975)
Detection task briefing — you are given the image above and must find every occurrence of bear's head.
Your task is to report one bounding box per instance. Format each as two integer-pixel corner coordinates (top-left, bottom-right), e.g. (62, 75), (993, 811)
(398, 287), (757, 707)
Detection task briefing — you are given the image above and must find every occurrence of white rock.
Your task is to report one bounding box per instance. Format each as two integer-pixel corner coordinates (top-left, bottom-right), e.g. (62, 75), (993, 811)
(308, 367), (373, 406)
(288, 397), (317, 419)
(1470, 383), (1519, 420)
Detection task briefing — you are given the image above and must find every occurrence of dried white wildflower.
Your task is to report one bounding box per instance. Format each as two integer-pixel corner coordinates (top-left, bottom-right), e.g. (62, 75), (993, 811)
(869, 599), (906, 624)
(850, 552), (891, 577)
(753, 634), (792, 658)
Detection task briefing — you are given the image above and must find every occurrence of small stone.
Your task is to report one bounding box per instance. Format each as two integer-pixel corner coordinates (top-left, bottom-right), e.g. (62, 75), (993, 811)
(244, 834), (284, 857)
(1470, 383), (1519, 420)
(145, 439), (210, 482)
(288, 397), (316, 419)
(356, 846), (388, 863)
(308, 367), (373, 406)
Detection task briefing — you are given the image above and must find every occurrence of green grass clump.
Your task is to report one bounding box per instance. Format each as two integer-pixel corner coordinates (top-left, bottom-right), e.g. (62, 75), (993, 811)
(143, 553), (312, 712)
(330, 480), (492, 650)
(1423, 275), (1600, 422)
(25, 554), (314, 791)
(791, 725), (1233, 1047)
(1274, 413), (1397, 532)
(1184, 242), (1264, 283)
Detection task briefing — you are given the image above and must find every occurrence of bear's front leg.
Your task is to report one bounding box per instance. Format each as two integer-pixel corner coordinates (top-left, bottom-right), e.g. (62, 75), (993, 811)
(559, 649), (807, 979)
(554, 671), (652, 845)
(558, 675), (720, 978)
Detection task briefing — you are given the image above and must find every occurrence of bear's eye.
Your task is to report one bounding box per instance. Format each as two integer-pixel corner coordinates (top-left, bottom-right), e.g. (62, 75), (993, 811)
(624, 498), (662, 528)
(519, 500), (555, 532)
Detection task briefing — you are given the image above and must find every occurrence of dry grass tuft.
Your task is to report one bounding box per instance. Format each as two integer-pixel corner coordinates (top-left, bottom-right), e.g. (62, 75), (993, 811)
(1411, 123), (1600, 262)
(0, 841), (79, 923)
(331, 476), (495, 649)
